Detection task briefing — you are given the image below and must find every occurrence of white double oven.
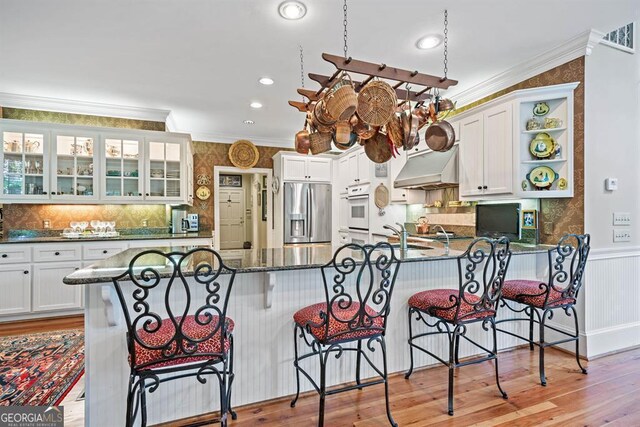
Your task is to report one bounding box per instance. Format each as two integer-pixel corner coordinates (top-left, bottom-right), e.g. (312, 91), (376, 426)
(347, 184), (369, 244)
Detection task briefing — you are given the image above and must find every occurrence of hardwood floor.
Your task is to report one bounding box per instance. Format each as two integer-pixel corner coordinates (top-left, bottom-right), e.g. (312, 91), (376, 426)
(167, 347), (640, 427)
(0, 314), (83, 336)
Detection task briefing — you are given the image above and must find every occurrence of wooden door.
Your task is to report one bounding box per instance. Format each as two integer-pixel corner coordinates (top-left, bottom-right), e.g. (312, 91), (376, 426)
(458, 113), (485, 197)
(483, 103), (513, 195)
(219, 188), (245, 249)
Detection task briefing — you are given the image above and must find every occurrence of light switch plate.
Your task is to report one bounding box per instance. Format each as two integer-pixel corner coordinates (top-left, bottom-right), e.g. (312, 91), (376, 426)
(613, 229), (632, 242)
(605, 177), (618, 191)
(613, 212), (631, 226)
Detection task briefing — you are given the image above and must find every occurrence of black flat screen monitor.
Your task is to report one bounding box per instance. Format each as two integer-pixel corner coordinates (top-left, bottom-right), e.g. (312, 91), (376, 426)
(476, 203), (520, 240)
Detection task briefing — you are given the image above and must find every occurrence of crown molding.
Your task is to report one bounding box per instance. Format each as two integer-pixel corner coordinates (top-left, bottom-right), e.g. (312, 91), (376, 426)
(184, 130), (294, 148)
(0, 92), (171, 123)
(451, 29), (605, 108)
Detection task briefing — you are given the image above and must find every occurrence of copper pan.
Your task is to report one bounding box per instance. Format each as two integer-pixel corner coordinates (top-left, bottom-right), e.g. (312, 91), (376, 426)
(364, 131), (393, 163)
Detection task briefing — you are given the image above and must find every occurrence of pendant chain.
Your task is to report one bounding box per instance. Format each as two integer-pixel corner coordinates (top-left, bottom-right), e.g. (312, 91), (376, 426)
(343, 0), (348, 59)
(443, 9), (448, 79)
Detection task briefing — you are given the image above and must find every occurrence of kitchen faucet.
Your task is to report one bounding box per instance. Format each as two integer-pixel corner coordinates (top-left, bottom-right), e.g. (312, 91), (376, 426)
(431, 224), (450, 255)
(384, 223), (408, 251)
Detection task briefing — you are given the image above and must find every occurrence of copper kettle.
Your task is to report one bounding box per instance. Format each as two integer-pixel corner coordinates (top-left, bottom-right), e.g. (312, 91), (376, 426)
(295, 116), (311, 154)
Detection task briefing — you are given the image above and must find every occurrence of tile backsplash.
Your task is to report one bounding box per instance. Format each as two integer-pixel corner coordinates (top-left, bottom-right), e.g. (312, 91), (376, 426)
(2, 204), (168, 232)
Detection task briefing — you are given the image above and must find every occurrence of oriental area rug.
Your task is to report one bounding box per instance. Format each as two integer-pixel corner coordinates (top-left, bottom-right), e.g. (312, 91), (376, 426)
(0, 329), (84, 406)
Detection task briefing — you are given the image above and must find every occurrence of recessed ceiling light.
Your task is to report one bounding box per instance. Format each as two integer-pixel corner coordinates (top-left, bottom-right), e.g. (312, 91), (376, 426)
(259, 77), (274, 85)
(250, 102), (263, 109)
(243, 120), (255, 125)
(416, 34), (443, 50)
(278, 1), (307, 20)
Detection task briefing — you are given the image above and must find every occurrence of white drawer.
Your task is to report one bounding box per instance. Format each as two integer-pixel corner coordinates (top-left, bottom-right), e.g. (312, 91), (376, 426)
(83, 242), (129, 260)
(33, 244), (81, 262)
(0, 246), (32, 265)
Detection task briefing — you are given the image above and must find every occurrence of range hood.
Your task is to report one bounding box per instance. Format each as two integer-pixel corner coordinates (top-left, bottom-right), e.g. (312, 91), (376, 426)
(394, 146), (459, 190)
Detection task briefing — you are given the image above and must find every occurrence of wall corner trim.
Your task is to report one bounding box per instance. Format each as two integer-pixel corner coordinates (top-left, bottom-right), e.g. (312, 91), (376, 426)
(0, 92), (171, 123)
(452, 29), (602, 107)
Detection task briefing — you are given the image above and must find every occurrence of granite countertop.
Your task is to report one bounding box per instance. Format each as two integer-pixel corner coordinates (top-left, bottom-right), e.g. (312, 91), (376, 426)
(0, 231), (213, 244)
(63, 241), (551, 285)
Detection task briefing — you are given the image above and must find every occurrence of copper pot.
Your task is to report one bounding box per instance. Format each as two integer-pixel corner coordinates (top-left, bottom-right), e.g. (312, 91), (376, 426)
(364, 131), (393, 163)
(295, 128), (310, 154)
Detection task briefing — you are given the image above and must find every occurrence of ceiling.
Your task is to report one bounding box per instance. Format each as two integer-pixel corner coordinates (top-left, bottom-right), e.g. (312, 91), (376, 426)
(0, 0), (637, 147)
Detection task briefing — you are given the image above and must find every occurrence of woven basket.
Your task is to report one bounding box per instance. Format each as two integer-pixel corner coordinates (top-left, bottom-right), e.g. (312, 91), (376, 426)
(309, 131), (332, 154)
(334, 121), (351, 144)
(311, 99), (336, 132)
(357, 80), (397, 126)
(324, 74), (358, 121)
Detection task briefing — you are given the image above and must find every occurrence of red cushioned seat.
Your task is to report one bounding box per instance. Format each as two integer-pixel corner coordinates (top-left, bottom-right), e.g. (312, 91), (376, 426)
(408, 289), (494, 323)
(293, 302), (384, 343)
(131, 315), (234, 370)
(502, 279), (575, 308)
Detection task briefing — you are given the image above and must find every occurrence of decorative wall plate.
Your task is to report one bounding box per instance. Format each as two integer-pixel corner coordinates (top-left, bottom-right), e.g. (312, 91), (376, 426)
(533, 102), (550, 116)
(527, 166), (559, 189)
(529, 132), (556, 158)
(228, 139), (259, 169)
(557, 177), (568, 190)
(196, 186), (211, 200)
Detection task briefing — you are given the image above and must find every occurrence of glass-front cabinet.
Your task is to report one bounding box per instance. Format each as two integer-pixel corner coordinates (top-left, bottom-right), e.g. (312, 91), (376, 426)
(102, 137), (144, 201)
(1, 129), (49, 200)
(51, 132), (99, 201)
(146, 140), (183, 201)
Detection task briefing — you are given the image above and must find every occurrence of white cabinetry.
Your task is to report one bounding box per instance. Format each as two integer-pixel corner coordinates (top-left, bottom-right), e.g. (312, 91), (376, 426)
(0, 264), (31, 315)
(458, 104), (513, 198)
(32, 262), (82, 312)
(337, 156), (349, 194)
(343, 148), (370, 186)
(280, 154), (332, 182)
(0, 119), (193, 205)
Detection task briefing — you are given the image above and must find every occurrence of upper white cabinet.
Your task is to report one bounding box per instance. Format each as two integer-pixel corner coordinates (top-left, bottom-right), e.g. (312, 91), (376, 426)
(51, 131), (100, 201)
(337, 156), (349, 194)
(0, 119), (193, 205)
(281, 154), (331, 182)
(343, 148), (369, 186)
(1, 127), (50, 200)
(455, 82), (577, 200)
(102, 136), (145, 201)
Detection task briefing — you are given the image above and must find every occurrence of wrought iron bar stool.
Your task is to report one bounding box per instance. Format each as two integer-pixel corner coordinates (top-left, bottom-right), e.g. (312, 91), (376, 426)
(405, 237), (512, 416)
(290, 242), (401, 427)
(111, 248), (237, 427)
(496, 233), (591, 386)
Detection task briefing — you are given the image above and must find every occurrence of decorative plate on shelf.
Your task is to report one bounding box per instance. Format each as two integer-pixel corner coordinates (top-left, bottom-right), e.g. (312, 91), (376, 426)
(527, 166), (559, 189)
(529, 132), (556, 158)
(557, 178), (568, 190)
(533, 102), (550, 116)
(228, 139), (259, 169)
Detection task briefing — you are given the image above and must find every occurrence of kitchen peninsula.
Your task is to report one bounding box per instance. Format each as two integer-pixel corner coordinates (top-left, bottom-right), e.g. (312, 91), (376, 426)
(64, 242), (550, 426)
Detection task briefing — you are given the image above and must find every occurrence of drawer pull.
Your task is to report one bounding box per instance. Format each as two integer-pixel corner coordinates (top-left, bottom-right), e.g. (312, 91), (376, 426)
(1, 254), (7, 258)
(23, 270), (29, 275)
(103, 250), (108, 254)
(55, 251), (60, 256)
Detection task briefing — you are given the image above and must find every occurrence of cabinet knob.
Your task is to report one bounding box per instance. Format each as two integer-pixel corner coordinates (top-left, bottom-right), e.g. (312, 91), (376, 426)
(103, 250), (108, 254)
(138, 193), (142, 196)
(1, 254), (7, 258)
(402, 193), (406, 197)
(483, 185), (488, 189)
(415, 148), (419, 151)
(75, 267), (79, 271)
(145, 193), (149, 196)
(43, 191), (48, 195)
(477, 186), (482, 190)
(54, 251), (60, 256)
(52, 191), (57, 195)
(23, 270), (29, 275)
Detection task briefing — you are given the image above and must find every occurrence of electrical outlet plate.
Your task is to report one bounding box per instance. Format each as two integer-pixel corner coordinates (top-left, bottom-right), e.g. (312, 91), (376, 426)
(142, 219), (148, 227)
(43, 219), (51, 229)
(613, 212), (631, 226)
(613, 229), (632, 242)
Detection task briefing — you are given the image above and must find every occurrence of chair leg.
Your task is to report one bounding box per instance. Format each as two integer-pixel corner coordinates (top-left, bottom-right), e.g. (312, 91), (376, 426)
(454, 333), (461, 365)
(318, 348), (326, 427)
(405, 308), (415, 379)
(140, 378), (148, 427)
(291, 325), (301, 408)
(570, 306), (587, 375)
(355, 340), (363, 388)
(491, 319), (508, 399)
(380, 337), (398, 427)
(125, 375), (136, 427)
(528, 307), (535, 351)
(227, 335), (237, 420)
(539, 309), (550, 386)
(447, 326), (459, 416)
(219, 360), (229, 427)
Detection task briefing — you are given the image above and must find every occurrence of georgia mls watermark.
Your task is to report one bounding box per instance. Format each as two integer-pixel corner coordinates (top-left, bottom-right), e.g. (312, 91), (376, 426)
(0, 406), (64, 427)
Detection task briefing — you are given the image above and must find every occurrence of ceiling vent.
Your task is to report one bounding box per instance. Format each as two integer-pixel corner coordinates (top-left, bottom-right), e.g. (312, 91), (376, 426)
(602, 22), (635, 52)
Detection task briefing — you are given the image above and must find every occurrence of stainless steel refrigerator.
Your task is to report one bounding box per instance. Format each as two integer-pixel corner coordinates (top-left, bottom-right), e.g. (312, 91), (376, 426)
(284, 182), (332, 244)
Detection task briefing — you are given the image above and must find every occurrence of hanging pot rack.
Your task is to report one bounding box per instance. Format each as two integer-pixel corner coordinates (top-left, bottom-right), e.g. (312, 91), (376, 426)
(288, 53), (458, 112)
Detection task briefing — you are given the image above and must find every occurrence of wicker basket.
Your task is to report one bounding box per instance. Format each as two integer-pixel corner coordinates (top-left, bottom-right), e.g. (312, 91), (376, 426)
(311, 99), (336, 133)
(334, 121), (351, 144)
(309, 131), (332, 154)
(324, 74), (358, 121)
(357, 80), (397, 126)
